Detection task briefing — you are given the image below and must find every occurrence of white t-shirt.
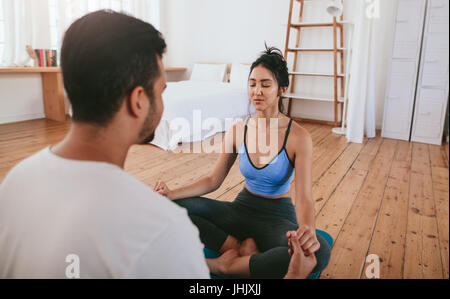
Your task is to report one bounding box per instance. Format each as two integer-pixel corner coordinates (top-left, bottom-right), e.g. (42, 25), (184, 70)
(0, 147), (210, 279)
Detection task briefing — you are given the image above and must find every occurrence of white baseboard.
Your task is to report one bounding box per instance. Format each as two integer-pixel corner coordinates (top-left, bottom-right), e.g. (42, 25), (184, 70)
(0, 113), (46, 125)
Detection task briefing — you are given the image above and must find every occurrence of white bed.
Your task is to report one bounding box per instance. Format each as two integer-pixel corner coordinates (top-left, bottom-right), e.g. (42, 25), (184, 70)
(150, 80), (254, 151)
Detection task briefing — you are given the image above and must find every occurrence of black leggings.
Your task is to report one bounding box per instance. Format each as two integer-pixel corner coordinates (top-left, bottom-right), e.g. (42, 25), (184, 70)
(174, 188), (331, 279)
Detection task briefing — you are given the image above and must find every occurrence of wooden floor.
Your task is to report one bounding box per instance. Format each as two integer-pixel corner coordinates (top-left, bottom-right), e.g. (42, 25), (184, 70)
(0, 118), (448, 279)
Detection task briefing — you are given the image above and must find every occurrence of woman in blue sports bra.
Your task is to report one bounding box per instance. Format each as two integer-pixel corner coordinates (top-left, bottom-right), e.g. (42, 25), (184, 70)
(154, 46), (330, 279)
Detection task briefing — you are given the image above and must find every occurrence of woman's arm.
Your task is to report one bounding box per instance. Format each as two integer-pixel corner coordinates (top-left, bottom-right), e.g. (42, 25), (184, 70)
(292, 129), (320, 255)
(293, 130), (314, 228)
(155, 123), (239, 200)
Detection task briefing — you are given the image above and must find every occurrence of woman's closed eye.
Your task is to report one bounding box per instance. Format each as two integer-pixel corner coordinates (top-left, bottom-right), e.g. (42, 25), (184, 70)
(249, 84), (272, 88)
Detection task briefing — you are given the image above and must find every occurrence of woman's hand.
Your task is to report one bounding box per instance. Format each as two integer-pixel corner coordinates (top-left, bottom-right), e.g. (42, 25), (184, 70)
(154, 180), (173, 199)
(287, 225), (320, 256)
(285, 231), (317, 279)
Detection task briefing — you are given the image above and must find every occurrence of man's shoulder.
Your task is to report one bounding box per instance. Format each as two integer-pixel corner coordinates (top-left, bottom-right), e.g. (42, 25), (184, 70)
(1, 148), (47, 184)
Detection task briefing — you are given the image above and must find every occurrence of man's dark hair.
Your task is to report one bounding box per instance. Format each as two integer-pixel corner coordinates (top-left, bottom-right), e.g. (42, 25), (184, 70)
(61, 10), (167, 126)
(249, 45), (290, 114)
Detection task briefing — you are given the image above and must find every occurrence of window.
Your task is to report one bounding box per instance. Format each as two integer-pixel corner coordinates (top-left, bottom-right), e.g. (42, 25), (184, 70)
(48, 0), (59, 50)
(0, 0), (158, 67)
(48, 0), (149, 52)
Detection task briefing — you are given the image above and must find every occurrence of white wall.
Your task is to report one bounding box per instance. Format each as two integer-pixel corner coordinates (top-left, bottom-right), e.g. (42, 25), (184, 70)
(0, 0), (397, 128)
(160, 0), (398, 128)
(0, 1), (54, 125)
(161, 0), (288, 70)
(0, 74), (46, 123)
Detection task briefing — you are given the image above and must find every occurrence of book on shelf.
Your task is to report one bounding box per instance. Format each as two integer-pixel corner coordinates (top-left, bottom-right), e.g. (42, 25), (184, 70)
(34, 49), (58, 67)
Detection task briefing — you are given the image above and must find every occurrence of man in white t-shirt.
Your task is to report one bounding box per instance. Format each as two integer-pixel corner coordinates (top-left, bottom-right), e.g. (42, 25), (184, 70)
(0, 10), (209, 279)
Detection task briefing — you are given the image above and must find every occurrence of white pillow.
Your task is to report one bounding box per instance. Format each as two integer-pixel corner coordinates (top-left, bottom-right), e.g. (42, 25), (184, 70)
(230, 63), (251, 89)
(190, 63), (228, 82)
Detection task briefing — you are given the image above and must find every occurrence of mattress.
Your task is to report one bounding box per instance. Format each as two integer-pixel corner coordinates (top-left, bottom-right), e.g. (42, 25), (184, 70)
(150, 81), (255, 151)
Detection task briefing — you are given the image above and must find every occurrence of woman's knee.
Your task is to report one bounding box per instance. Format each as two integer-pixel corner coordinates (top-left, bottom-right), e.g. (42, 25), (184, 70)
(176, 197), (235, 223)
(174, 197), (213, 214)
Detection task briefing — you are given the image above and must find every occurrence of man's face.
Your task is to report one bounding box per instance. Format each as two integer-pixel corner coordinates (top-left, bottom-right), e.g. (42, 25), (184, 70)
(139, 57), (166, 144)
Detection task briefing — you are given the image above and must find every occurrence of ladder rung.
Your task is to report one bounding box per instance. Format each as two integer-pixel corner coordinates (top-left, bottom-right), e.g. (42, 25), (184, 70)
(290, 22), (343, 28)
(287, 48), (346, 52)
(285, 93), (345, 103)
(289, 72), (345, 77)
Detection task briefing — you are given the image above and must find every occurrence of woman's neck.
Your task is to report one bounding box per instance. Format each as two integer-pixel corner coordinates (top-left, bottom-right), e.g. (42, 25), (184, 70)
(254, 108), (281, 121)
(252, 110), (286, 130)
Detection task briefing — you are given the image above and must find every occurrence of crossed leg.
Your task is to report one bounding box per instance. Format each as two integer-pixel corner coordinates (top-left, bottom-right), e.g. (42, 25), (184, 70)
(207, 238), (260, 276)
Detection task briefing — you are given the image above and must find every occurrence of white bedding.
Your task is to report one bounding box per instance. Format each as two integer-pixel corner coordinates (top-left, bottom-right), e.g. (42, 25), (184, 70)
(150, 81), (254, 151)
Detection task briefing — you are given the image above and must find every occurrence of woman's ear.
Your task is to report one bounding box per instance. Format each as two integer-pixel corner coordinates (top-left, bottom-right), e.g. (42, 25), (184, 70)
(279, 86), (288, 97)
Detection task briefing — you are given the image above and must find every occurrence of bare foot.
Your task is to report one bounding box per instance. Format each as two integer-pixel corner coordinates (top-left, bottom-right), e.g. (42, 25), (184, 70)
(239, 238), (259, 256)
(219, 236), (241, 253)
(206, 249), (239, 275)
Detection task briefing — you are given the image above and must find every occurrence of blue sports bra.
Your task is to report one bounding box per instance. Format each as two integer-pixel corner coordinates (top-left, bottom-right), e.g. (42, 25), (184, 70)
(238, 118), (295, 197)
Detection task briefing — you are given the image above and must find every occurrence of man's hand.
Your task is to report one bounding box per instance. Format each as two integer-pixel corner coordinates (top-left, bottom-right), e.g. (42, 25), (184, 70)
(285, 231), (317, 279)
(154, 180), (172, 199)
(287, 225), (320, 256)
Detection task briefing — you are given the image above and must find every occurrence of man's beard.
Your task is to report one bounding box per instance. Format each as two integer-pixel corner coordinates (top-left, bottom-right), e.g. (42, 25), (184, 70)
(141, 132), (155, 145)
(139, 108), (158, 145)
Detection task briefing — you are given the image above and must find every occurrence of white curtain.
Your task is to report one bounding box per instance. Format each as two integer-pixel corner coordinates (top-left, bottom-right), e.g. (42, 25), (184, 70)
(1, 0), (160, 67)
(345, 0), (376, 143)
(54, 0), (160, 49)
(1, 0), (51, 66)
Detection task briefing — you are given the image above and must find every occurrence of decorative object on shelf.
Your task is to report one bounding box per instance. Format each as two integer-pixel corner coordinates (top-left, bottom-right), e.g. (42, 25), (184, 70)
(25, 45), (58, 67)
(25, 45), (39, 67)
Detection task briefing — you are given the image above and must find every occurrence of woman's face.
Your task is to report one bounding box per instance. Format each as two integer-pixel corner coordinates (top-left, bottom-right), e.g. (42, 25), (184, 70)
(248, 65), (286, 112)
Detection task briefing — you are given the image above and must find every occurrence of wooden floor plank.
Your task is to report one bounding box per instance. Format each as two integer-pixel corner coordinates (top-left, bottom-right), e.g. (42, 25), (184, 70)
(403, 143), (443, 278)
(0, 118), (449, 279)
(316, 134), (383, 278)
(320, 139), (398, 279)
(429, 144), (449, 168)
(445, 143), (449, 166)
(308, 125), (332, 145)
(312, 136), (349, 183)
(315, 168), (368, 241)
(361, 141), (412, 278)
(429, 145), (449, 279)
(313, 141), (365, 215)
(351, 134), (384, 171)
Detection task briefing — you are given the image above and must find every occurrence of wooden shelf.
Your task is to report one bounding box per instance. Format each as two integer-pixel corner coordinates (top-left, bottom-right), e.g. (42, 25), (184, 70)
(286, 92), (344, 103)
(289, 72), (345, 77)
(287, 47), (346, 52)
(291, 21), (348, 28)
(165, 67), (187, 72)
(292, 117), (341, 127)
(0, 67), (61, 73)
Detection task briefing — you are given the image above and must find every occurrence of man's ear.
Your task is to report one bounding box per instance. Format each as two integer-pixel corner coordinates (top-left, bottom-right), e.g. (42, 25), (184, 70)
(127, 86), (148, 118)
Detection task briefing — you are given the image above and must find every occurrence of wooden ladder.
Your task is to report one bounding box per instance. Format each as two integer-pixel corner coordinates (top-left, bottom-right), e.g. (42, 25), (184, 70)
(284, 0), (345, 127)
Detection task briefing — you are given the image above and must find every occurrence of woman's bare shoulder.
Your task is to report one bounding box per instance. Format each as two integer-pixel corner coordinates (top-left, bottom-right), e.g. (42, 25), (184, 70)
(225, 119), (246, 135)
(224, 118), (247, 150)
(289, 120), (313, 151)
